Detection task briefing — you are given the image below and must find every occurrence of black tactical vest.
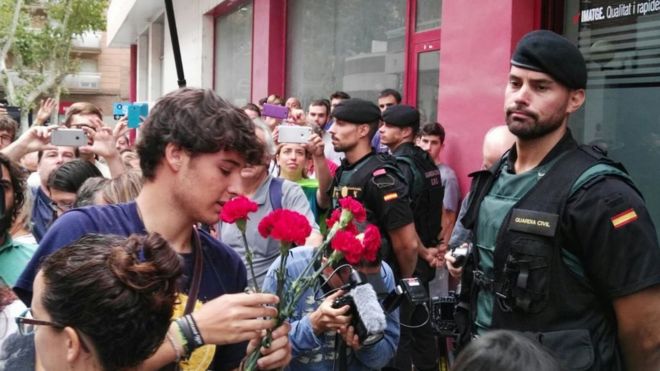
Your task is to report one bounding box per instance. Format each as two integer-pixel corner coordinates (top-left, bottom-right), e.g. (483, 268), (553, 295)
(331, 152), (404, 268)
(393, 143), (444, 247)
(462, 145), (636, 371)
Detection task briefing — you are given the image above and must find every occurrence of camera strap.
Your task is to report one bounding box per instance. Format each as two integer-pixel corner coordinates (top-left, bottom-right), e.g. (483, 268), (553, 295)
(185, 228), (204, 314)
(333, 333), (348, 371)
(163, 228), (204, 371)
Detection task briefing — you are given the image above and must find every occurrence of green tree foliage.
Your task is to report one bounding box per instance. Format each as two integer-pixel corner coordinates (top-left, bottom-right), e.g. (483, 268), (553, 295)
(0, 0), (107, 131)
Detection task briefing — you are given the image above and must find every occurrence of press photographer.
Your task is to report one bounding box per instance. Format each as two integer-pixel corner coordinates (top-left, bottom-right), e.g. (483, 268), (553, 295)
(262, 245), (400, 371)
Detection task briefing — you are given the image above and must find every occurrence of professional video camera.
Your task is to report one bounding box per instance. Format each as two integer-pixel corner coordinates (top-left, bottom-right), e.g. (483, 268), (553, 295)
(431, 291), (458, 337)
(331, 269), (387, 346)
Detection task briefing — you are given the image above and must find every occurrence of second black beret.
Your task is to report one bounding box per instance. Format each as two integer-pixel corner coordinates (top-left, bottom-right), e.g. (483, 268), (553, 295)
(332, 98), (381, 124)
(382, 105), (420, 129)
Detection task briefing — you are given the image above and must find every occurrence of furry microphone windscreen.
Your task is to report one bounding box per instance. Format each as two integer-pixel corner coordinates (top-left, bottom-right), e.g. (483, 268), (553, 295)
(350, 284), (387, 334)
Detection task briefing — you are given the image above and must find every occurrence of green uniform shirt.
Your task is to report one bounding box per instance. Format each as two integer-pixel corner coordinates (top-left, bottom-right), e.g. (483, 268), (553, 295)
(474, 158), (559, 333)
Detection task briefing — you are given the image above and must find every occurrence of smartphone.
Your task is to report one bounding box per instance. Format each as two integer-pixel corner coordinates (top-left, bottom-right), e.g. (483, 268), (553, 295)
(279, 125), (312, 144)
(112, 101), (130, 120)
(262, 103), (289, 120)
(127, 103), (149, 128)
(51, 128), (88, 147)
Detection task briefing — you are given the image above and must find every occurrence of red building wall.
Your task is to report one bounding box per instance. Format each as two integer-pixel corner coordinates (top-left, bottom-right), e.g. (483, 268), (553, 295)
(438, 0), (541, 194)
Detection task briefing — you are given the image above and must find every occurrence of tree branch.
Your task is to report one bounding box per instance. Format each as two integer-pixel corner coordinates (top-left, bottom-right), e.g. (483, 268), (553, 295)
(0, 0), (23, 64)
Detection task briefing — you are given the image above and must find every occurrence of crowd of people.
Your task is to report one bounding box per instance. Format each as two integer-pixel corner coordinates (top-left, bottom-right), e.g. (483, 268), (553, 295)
(0, 29), (656, 371)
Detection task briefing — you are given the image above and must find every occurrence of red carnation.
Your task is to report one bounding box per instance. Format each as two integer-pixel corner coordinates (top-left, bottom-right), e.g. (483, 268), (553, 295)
(258, 212), (275, 238)
(339, 197), (366, 223)
(258, 209), (311, 246)
(361, 225), (381, 262)
(331, 230), (364, 265)
(221, 196), (258, 223)
(343, 222), (359, 236)
(326, 209), (342, 229)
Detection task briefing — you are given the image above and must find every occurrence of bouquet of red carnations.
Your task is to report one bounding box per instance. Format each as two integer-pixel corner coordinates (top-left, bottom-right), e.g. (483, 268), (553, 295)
(220, 196), (380, 371)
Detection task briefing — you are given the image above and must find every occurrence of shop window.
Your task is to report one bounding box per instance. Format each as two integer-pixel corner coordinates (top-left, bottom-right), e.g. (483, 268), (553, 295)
(563, 0), (660, 234)
(415, 0), (442, 32)
(286, 0), (406, 106)
(214, 2), (253, 107)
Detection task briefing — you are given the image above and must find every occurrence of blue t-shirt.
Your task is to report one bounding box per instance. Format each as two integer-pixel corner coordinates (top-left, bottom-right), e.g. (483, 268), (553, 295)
(30, 187), (54, 243)
(15, 202), (248, 370)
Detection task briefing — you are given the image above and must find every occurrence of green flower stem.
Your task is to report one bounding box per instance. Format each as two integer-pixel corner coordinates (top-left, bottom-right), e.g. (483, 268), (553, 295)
(238, 220), (260, 293)
(243, 208), (354, 371)
(289, 219), (344, 283)
(243, 242), (291, 371)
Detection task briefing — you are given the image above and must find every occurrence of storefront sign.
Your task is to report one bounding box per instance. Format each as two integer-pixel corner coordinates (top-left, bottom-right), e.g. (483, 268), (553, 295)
(580, 0), (660, 24)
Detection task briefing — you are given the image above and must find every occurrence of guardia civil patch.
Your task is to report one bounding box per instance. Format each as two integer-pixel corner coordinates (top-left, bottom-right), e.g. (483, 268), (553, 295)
(611, 208), (638, 229)
(383, 192), (398, 201)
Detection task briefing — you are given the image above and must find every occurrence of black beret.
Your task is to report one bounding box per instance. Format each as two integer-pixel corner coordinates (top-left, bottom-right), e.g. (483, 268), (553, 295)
(332, 98), (381, 124)
(382, 105), (420, 130)
(511, 30), (587, 90)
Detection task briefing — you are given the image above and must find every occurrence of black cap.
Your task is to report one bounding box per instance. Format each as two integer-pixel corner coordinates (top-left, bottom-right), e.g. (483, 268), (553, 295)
(382, 105), (420, 130)
(332, 98), (381, 124)
(511, 30), (587, 90)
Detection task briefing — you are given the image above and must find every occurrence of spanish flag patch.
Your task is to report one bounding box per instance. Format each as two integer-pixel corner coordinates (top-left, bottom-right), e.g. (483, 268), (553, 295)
(383, 192), (398, 201)
(611, 208), (638, 229)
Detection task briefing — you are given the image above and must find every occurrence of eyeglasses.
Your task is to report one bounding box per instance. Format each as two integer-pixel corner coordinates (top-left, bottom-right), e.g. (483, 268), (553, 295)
(51, 201), (74, 213)
(378, 103), (394, 109)
(16, 309), (90, 352)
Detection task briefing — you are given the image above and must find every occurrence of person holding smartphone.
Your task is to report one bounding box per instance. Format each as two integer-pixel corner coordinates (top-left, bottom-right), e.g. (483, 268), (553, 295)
(15, 88), (293, 370)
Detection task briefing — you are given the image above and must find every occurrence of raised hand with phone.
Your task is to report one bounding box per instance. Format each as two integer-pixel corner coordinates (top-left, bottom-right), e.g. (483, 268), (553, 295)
(0, 125), (58, 162)
(78, 117), (126, 177)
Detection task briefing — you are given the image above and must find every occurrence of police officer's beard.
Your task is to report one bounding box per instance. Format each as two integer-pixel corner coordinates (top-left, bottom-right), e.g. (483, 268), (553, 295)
(333, 141), (356, 153)
(506, 106), (566, 140)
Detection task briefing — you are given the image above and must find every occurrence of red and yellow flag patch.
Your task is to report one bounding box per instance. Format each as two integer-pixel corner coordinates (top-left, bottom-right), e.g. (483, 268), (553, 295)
(383, 192), (398, 201)
(611, 208), (638, 229)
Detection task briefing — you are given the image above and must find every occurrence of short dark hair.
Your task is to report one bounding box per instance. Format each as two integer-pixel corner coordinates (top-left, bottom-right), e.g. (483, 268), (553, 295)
(378, 89), (402, 103)
(47, 159), (102, 193)
(242, 103), (261, 117)
(0, 116), (18, 141)
(136, 88), (263, 180)
(420, 122), (446, 144)
(63, 102), (102, 127)
(40, 233), (182, 371)
(330, 91), (350, 100)
(366, 120), (380, 141)
(452, 330), (563, 371)
(309, 99), (330, 115)
(0, 153), (26, 225)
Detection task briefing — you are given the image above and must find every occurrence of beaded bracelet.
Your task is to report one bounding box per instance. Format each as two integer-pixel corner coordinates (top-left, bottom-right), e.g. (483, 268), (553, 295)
(165, 328), (183, 363)
(173, 319), (191, 357)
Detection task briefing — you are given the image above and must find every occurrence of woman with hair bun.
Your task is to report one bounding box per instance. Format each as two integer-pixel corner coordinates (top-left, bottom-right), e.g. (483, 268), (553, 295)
(16, 233), (181, 371)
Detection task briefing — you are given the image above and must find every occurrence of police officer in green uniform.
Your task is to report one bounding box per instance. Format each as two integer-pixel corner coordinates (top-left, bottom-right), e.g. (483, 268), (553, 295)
(380, 104), (444, 371)
(316, 98), (419, 280)
(455, 30), (660, 371)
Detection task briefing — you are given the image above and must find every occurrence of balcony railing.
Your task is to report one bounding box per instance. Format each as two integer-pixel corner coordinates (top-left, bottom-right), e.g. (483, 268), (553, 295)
(71, 31), (102, 52)
(63, 72), (101, 92)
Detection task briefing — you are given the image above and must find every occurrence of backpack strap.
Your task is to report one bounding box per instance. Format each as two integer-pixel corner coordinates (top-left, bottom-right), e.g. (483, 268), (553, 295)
(269, 177), (284, 210)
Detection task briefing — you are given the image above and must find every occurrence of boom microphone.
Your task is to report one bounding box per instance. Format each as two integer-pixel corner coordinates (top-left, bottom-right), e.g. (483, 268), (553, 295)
(350, 283), (387, 336)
